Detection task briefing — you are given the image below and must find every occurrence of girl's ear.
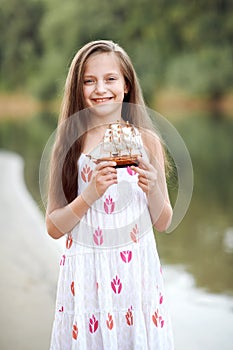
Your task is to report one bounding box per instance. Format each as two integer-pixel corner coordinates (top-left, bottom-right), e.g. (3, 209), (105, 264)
(124, 83), (129, 94)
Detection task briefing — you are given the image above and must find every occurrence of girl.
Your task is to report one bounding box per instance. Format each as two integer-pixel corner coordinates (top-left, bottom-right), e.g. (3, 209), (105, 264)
(47, 40), (174, 349)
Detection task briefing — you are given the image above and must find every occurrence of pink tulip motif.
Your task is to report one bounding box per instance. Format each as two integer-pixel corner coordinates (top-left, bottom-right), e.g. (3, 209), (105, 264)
(93, 227), (103, 245)
(60, 254), (66, 266)
(130, 224), (139, 243)
(66, 234), (73, 249)
(120, 250), (132, 263)
(71, 281), (75, 296)
(111, 275), (122, 294)
(89, 314), (99, 333)
(72, 322), (78, 340)
(106, 313), (114, 330)
(152, 309), (164, 328)
(127, 166), (137, 176)
(125, 306), (133, 326)
(81, 164), (93, 183)
(104, 195), (115, 214)
(159, 292), (163, 305)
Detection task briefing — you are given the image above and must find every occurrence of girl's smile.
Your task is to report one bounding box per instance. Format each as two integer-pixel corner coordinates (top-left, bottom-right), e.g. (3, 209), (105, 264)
(91, 97), (113, 104)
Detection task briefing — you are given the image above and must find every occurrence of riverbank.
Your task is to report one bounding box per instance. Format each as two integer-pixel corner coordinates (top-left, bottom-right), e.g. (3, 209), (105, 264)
(0, 93), (59, 120)
(0, 151), (232, 349)
(0, 91), (232, 120)
(154, 89), (233, 120)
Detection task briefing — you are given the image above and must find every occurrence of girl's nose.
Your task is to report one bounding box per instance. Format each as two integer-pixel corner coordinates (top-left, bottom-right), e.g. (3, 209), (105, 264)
(95, 80), (107, 94)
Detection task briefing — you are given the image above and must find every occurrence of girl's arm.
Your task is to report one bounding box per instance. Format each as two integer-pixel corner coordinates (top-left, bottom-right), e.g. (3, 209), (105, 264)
(46, 195), (91, 239)
(131, 132), (172, 232)
(46, 161), (117, 239)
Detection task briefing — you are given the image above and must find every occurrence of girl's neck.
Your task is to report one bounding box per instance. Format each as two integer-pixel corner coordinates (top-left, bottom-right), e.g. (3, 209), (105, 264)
(82, 125), (106, 154)
(88, 103), (123, 126)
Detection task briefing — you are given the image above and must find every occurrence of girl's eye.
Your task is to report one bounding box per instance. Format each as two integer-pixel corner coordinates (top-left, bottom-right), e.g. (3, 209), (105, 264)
(84, 79), (95, 85)
(107, 76), (117, 81)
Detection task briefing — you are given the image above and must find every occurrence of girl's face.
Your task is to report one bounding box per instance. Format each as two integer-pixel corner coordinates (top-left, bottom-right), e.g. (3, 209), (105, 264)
(83, 52), (128, 114)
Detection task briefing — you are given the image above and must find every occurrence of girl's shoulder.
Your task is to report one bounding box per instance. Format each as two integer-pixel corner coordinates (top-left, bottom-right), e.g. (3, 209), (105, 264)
(141, 129), (163, 157)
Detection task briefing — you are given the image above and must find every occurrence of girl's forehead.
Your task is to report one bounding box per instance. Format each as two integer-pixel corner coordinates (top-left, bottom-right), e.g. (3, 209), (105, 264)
(84, 52), (121, 73)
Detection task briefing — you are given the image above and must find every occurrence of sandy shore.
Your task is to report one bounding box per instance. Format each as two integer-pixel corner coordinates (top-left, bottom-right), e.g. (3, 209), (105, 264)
(0, 151), (232, 349)
(0, 151), (62, 350)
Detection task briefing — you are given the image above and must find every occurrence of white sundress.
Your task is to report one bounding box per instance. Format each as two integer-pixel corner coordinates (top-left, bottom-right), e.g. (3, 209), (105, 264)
(50, 152), (174, 350)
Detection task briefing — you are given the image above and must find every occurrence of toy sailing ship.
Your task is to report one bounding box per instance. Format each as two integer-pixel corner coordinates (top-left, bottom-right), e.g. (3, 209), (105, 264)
(95, 121), (143, 168)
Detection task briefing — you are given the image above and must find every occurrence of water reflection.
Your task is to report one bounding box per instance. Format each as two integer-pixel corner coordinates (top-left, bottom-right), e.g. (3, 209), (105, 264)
(157, 194), (233, 295)
(157, 112), (233, 295)
(0, 111), (232, 296)
(164, 265), (233, 350)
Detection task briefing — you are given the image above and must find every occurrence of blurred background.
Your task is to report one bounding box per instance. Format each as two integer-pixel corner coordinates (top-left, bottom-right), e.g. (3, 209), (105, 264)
(0, 0), (232, 349)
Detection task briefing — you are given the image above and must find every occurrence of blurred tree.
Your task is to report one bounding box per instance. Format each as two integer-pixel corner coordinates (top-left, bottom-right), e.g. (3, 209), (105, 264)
(163, 0), (233, 101)
(0, 0), (232, 103)
(165, 47), (233, 99)
(0, 0), (45, 90)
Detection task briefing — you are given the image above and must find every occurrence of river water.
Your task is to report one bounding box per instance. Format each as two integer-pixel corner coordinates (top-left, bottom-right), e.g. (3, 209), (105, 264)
(0, 111), (233, 349)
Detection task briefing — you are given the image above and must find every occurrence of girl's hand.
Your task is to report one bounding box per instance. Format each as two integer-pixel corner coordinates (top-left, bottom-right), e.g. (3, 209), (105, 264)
(81, 161), (117, 206)
(131, 157), (158, 195)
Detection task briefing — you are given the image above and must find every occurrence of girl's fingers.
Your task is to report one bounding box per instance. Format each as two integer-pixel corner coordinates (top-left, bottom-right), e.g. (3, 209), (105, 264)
(131, 165), (147, 177)
(138, 182), (148, 193)
(131, 156), (152, 175)
(94, 166), (117, 177)
(133, 167), (153, 184)
(96, 172), (118, 185)
(137, 156), (151, 170)
(106, 167), (117, 174)
(138, 177), (148, 186)
(102, 173), (118, 182)
(133, 158), (158, 195)
(95, 161), (116, 171)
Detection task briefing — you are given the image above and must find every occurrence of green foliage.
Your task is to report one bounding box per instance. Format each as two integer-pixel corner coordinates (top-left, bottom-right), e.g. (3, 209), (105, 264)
(0, 0), (44, 90)
(0, 0), (232, 101)
(165, 46), (233, 98)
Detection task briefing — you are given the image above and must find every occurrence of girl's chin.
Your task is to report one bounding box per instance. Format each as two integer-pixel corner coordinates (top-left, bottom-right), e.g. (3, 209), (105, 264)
(88, 101), (123, 119)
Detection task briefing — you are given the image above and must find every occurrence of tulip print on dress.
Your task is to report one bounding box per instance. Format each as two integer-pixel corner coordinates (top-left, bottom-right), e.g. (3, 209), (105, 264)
(120, 250), (132, 263)
(159, 292), (163, 305)
(81, 164), (93, 183)
(93, 227), (104, 245)
(152, 309), (165, 328)
(58, 306), (64, 312)
(106, 313), (114, 330)
(72, 322), (78, 340)
(66, 234), (73, 249)
(130, 224), (139, 243)
(127, 166), (137, 176)
(70, 281), (75, 296)
(125, 306), (133, 326)
(60, 254), (66, 266)
(104, 195), (115, 214)
(111, 275), (122, 294)
(89, 315), (99, 333)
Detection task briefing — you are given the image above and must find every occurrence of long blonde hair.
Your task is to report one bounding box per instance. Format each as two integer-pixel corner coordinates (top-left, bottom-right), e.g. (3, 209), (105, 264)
(48, 40), (157, 207)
